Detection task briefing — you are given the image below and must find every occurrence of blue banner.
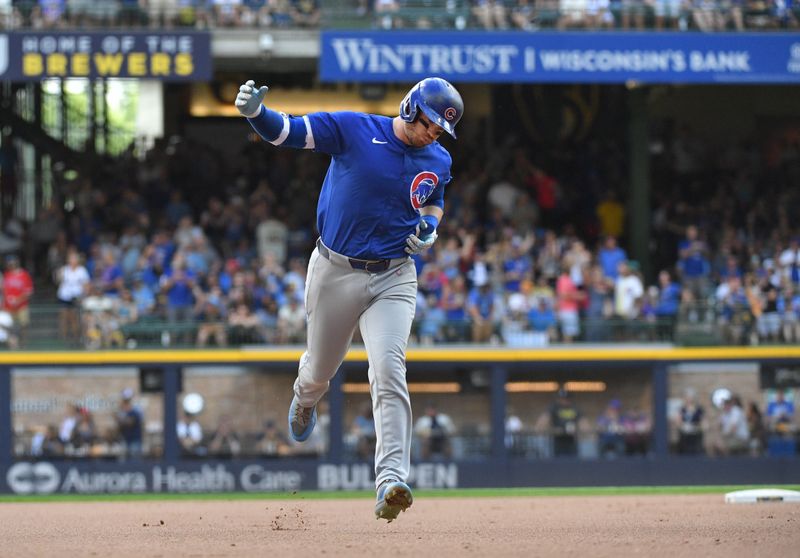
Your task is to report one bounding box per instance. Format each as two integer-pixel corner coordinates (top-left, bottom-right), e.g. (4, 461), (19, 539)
(0, 31), (212, 81)
(320, 31), (800, 84)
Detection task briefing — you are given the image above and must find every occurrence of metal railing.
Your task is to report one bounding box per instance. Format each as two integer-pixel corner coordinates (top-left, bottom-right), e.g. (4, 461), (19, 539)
(7, 299), (794, 350)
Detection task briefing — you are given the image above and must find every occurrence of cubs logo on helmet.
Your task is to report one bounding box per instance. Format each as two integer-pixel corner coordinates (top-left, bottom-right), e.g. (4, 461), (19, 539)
(410, 171), (439, 210)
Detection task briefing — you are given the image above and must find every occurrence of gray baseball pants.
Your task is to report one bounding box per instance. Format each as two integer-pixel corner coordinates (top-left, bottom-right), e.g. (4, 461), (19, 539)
(293, 239), (417, 489)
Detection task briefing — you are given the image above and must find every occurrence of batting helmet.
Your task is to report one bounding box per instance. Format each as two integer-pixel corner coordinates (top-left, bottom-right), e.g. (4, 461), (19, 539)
(399, 77), (463, 139)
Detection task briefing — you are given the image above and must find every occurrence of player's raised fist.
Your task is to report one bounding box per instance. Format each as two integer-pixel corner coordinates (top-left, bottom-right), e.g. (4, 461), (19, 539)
(235, 79), (269, 118)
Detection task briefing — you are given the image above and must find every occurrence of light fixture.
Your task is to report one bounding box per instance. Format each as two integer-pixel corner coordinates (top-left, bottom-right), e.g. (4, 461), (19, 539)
(505, 382), (560, 393)
(564, 381), (607, 392)
(343, 382), (461, 394)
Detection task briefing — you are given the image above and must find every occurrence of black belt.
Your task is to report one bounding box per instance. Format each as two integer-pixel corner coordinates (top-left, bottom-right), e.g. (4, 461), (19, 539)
(316, 239), (392, 273)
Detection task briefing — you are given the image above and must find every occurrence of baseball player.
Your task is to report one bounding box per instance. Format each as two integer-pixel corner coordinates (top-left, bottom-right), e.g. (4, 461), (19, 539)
(235, 77), (463, 522)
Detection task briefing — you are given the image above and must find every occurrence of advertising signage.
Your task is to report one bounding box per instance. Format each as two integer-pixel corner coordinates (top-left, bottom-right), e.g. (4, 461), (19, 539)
(2, 461), (459, 494)
(0, 31), (212, 81)
(320, 31), (800, 84)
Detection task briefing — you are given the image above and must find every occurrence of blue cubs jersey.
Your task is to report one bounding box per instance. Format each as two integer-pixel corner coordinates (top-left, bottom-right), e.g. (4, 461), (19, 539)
(306, 111), (452, 260)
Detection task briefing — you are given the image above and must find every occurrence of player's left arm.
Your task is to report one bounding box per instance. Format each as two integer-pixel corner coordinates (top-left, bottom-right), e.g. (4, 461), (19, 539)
(405, 178), (448, 255)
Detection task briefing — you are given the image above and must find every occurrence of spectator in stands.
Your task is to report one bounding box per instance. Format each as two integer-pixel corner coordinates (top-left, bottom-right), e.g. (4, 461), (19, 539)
(674, 387), (705, 455)
(556, 261), (584, 342)
(159, 254), (196, 345)
(677, 225), (711, 299)
(527, 296), (559, 342)
(207, 415), (242, 458)
(746, 401), (767, 456)
(558, 0), (587, 29)
(782, 283), (800, 343)
(59, 403), (82, 446)
(583, 265), (613, 342)
(756, 283), (782, 343)
(0, 305), (17, 349)
(536, 230), (562, 283)
(177, 409), (205, 457)
(440, 274), (469, 342)
(114, 289), (139, 344)
(778, 237), (800, 283)
(118, 0), (145, 26)
(114, 388), (143, 459)
(418, 293), (447, 345)
(543, 388), (582, 457)
(67, 0), (92, 26)
(502, 237), (533, 294)
(194, 288), (228, 347)
(291, 0), (319, 27)
(56, 250), (90, 344)
(228, 301), (265, 344)
(30, 424), (63, 457)
(563, 239), (591, 289)
(277, 286), (306, 344)
(621, 407), (651, 455)
(597, 235), (627, 282)
(414, 402), (456, 459)
(613, 260), (644, 331)
(654, 269), (681, 340)
(596, 399), (626, 458)
(81, 282), (124, 349)
(69, 408), (97, 456)
(351, 402), (377, 461)
(504, 409), (524, 454)
(1, 254), (33, 347)
(472, 0), (508, 28)
(765, 389), (795, 434)
(131, 276), (156, 317)
(510, 0), (537, 31)
(712, 395), (749, 456)
(256, 419), (291, 457)
(715, 275), (753, 344)
(467, 277), (498, 343)
(586, 0), (615, 28)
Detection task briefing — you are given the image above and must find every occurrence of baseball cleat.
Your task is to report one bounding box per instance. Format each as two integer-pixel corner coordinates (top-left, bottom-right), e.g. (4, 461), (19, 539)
(288, 396), (317, 442)
(375, 481), (413, 522)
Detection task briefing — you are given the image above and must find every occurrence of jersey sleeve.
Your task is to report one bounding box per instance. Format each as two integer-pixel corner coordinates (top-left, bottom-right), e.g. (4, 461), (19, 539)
(421, 149), (452, 210)
(306, 112), (356, 156)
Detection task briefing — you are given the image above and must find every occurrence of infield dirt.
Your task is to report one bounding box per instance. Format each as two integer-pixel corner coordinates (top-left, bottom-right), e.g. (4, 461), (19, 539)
(2, 494), (799, 557)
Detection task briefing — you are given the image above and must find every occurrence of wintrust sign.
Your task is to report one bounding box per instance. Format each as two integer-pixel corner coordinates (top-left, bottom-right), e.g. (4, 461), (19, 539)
(320, 31), (800, 84)
(330, 38), (518, 76)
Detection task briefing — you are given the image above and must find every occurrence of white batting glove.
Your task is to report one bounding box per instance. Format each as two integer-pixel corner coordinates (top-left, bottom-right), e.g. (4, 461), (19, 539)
(405, 220), (438, 255)
(235, 80), (269, 118)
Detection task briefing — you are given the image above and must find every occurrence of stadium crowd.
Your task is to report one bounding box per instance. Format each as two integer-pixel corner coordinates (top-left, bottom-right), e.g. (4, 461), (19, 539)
(0, 0), (796, 31)
(0, 113), (798, 351)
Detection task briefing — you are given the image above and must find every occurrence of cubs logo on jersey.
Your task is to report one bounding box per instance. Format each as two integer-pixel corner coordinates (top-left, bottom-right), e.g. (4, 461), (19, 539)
(409, 171), (439, 211)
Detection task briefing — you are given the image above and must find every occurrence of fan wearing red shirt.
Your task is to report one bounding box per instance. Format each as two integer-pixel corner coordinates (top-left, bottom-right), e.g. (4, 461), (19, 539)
(2, 255), (34, 339)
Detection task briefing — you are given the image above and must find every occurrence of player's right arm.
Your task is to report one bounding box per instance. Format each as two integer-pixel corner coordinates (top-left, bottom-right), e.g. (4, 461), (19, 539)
(235, 80), (317, 150)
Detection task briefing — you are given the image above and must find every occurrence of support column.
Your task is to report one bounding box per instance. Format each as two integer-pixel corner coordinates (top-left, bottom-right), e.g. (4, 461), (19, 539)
(490, 366), (508, 459)
(652, 363), (669, 458)
(628, 86), (652, 281)
(162, 366), (180, 461)
(0, 366), (11, 466)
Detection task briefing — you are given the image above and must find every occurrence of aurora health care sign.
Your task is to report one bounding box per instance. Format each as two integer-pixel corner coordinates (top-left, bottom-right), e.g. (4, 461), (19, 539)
(320, 31), (800, 84)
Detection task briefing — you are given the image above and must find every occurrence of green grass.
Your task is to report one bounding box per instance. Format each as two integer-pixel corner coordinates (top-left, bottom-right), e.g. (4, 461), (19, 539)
(1, 485), (799, 503)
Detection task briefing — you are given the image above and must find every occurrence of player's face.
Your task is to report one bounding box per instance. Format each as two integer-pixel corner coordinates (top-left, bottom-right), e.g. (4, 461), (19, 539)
(407, 114), (444, 147)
